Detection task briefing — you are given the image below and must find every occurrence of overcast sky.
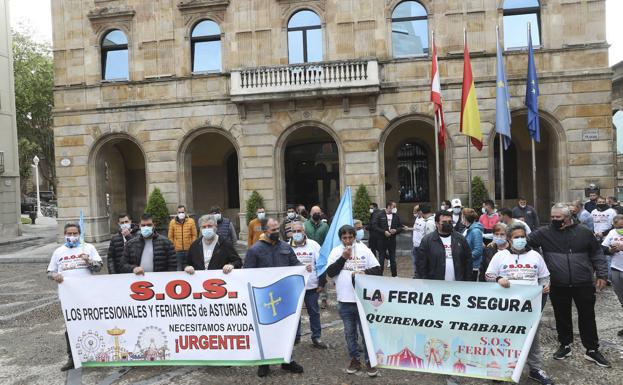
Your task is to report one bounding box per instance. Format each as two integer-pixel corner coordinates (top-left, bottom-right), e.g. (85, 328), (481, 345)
(8, 0), (623, 65)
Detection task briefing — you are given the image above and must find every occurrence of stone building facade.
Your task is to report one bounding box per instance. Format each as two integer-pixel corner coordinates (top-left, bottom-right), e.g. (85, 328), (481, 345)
(0, 0), (21, 238)
(51, 0), (615, 241)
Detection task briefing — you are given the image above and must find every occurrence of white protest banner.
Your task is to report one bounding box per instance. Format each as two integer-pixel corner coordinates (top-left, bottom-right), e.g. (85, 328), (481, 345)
(355, 275), (543, 383)
(59, 267), (308, 368)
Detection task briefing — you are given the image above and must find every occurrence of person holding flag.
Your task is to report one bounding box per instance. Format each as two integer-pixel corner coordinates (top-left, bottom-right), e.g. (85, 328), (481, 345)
(47, 221), (103, 371)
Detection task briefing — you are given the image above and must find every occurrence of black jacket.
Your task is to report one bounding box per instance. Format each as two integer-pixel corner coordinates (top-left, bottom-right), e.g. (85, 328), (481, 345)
(371, 211), (403, 243)
(107, 225), (138, 274)
(453, 212), (466, 234)
(185, 236), (242, 270)
(528, 222), (608, 287)
(120, 232), (177, 273)
(479, 244), (504, 282)
(416, 231), (473, 281)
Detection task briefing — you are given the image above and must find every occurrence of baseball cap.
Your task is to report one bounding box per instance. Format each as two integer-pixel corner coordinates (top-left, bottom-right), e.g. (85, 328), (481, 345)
(451, 198), (462, 208)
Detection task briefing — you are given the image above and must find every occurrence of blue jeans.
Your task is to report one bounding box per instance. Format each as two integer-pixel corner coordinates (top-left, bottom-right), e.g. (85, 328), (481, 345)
(297, 289), (321, 340)
(338, 302), (368, 362)
(175, 251), (187, 271)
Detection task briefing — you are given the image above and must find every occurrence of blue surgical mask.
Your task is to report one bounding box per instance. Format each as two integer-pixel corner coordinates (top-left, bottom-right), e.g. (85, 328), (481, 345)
(356, 229), (365, 241)
(202, 228), (216, 239)
(140, 226), (153, 238)
(512, 237), (527, 250)
(493, 236), (507, 246)
(119, 223), (131, 231)
(257, 212), (265, 220)
(292, 232), (304, 243)
(64, 236), (79, 248)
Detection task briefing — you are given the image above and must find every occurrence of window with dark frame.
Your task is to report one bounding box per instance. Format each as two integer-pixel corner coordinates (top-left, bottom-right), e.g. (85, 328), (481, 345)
(503, 0), (541, 50)
(101, 30), (129, 81)
(397, 142), (429, 203)
(287, 10), (322, 64)
(391, 1), (429, 58)
(191, 20), (222, 73)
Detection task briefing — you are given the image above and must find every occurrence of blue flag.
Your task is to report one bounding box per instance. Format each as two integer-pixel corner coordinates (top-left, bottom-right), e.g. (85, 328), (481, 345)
(79, 209), (85, 246)
(495, 30), (511, 150)
(316, 187), (353, 276)
(252, 275), (305, 325)
(525, 25), (540, 142)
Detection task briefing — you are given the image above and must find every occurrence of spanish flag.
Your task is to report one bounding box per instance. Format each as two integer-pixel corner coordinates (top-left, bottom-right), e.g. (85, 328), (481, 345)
(460, 38), (483, 151)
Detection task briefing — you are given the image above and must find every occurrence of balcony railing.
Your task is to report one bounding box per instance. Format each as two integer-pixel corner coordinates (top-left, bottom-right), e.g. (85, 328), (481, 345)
(230, 59), (379, 99)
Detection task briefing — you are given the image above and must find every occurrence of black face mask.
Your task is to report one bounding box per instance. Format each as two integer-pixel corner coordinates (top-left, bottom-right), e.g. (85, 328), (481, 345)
(440, 223), (453, 234)
(597, 204), (608, 211)
(268, 232), (280, 242)
(312, 213), (321, 221)
(551, 219), (564, 229)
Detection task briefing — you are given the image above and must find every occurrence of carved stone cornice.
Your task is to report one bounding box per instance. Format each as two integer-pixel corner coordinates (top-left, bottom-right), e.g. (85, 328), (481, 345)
(87, 7), (135, 22)
(177, 0), (230, 12)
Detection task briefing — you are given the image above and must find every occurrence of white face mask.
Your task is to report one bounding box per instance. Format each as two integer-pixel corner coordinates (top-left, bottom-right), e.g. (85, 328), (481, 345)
(440, 205), (447, 211)
(214, 213), (222, 222)
(177, 212), (186, 220)
(287, 212), (296, 220)
(119, 223), (131, 230)
(391, 208), (397, 214)
(369, 208), (374, 213)
(257, 212), (265, 220)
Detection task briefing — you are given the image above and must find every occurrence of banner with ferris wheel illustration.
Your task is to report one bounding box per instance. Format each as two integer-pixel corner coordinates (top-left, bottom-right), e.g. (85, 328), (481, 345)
(354, 275), (543, 383)
(58, 267), (308, 369)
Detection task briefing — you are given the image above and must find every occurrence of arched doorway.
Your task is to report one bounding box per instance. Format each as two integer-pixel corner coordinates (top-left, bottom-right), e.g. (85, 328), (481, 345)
(382, 116), (446, 216)
(281, 126), (341, 214)
(180, 130), (240, 228)
(91, 135), (147, 233)
(492, 110), (563, 217)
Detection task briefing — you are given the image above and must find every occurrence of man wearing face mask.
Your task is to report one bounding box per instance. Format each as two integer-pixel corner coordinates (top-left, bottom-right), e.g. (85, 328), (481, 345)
(590, 196), (616, 241)
(366, 203), (382, 257)
(247, 207), (266, 247)
(403, 205), (425, 278)
(168, 205), (197, 271)
(48, 223), (103, 371)
(528, 203), (610, 367)
(304, 205), (329, 245)
(450, 199), (466, 233)
(584, 186), (599, 214)
(290, 221), (327, 348)
(479, 199), (500, 234)
(107, 214), (138, 274)
(569, 200), (594, 232)
(120, 214), (177, 274)
(184, 215), (241, 274)
(601, 214), (623, 337)
(416, 210), (472, 281)
(280, 204), (304, 242)
(462, 208), (484, 281)
(244, 217), (306, 377)
(440, 199), (451, 211)
(208, 206), (237, 244)
(499, 208), (532, 235)
(512, 198), (540, 231)
(371, 201), (403, 277)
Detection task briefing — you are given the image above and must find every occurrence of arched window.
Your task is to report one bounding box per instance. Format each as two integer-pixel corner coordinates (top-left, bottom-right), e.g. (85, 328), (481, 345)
(391, 1), (429, 57)
(287, 10), (322, 64)
(191, 20), (222, 72)
(503, 0), (541, 50)
(101, 30), (129, 80)
(397, 142), (429, 202)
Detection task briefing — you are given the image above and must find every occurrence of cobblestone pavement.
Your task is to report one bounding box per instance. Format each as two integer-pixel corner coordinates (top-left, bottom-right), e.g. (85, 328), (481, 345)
(0, 256), (622, 385)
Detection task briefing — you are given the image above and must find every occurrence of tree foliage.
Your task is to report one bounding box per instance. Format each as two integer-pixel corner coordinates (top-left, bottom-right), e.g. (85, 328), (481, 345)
(353, 184), (373, 224)
(245, 190), (265, 225)
(13, 29), (55, 192)
(471, 176), (489, 211)
(145, 187), (169, 228)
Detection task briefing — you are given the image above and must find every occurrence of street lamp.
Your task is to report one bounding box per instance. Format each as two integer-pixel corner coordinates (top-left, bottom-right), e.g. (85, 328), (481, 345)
(32, 155), (43, 218)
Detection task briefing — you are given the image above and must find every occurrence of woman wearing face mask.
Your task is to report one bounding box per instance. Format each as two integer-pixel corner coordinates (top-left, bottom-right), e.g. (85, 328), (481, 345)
(461, 208), (484, 281)
(184, 215), (242, 274)
(601, 214), (623, 337)
(479, 223), (508, 281)
(485, 222), (553, 385)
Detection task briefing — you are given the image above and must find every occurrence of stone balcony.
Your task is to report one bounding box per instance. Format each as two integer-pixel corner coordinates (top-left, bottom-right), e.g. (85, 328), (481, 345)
(230, 59), (380, 104)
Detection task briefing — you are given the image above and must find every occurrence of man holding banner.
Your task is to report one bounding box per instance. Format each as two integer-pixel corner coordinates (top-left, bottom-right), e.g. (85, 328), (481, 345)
(327, 224), (381, 377)
(47, 222), (103, 371)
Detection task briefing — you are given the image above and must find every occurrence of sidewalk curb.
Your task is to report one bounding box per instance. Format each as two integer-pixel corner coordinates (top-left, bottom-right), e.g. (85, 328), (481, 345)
(0, 236), (44, 247)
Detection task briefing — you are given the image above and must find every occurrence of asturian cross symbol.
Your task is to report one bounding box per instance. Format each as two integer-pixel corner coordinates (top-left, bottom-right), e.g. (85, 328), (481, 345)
(497, 80), (505, 87)
(263, 291), (282, 317)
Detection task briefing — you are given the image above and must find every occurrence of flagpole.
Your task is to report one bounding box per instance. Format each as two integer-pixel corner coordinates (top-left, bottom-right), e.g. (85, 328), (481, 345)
(464, 28), (473, 208)
(496, 25), (505, 209)
(432, 30), (441, 209)
(528, 22), (538, 213)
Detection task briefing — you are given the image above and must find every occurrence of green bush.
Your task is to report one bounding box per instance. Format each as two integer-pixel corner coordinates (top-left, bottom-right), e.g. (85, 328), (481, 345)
(353, 184), (373, 224)
(145, 187), (169, 228)
(245, 190), (265, 225)
(21, 217), (31, 225)
(471, 176), (489, 211)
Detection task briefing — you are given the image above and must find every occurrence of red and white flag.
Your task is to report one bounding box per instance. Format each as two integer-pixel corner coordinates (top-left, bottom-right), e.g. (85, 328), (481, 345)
(430, 38), (446, 149)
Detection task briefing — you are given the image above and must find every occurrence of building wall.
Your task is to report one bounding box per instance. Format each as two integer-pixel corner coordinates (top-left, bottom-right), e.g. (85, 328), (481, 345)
(0, 0), (21, 238)
(51, 0), (615, 241)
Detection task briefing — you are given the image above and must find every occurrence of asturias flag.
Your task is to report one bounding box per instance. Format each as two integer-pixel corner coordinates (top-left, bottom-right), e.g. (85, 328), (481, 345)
(460, 37), (483, 151)
(252, 275), (305, 325)
(525, 25), (540, 142)
(495, 29), (512, 150)
(430, 37), (446, 149)
(316, 187), (353, 276)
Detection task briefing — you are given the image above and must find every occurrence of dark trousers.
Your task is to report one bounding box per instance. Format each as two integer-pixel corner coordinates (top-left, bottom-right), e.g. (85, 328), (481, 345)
(65, 330), (72, 359)
(378, 238), (397, 277)
(549, 286), (599, 350)
(296, 289), (321, 340)
(175, 251), (187, 271)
